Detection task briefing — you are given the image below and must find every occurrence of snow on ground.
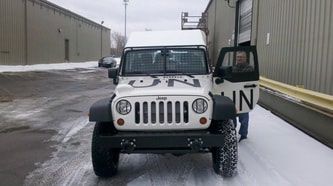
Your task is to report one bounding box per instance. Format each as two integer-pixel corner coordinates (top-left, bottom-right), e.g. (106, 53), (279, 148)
(236, 106), (333, 186)
(0, 94), (89, 144)
(0, 61), (98, 73)
(0, 57), (121, 73)
(24, 105), (333, 186)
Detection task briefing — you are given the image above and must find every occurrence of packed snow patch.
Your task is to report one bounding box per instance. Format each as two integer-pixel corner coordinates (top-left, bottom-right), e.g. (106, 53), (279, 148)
(61, 117), (89, 143)
(0, 61), (97, 73)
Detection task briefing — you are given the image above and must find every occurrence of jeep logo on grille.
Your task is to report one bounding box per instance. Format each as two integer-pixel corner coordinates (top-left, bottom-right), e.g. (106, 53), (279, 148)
(156, 96), (167, 101)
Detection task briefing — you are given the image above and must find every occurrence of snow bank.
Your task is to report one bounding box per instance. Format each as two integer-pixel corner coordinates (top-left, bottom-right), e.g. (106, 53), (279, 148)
(0, 61), (98, 73)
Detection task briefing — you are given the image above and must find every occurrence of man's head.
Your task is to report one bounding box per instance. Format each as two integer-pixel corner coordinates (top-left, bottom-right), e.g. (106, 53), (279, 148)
(236, 51), (247, 64)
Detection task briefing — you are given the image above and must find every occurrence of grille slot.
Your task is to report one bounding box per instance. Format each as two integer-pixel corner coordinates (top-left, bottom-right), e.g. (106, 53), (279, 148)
(159, 102), (164, 123)
(135, 102), (140, 124)
(143, 102), (148, 123)
(184, 101), (189, 123)
(175, 101), (180, 123)
(135, 101), (189, 125)
(167, 101), (172, 123)
(151, 102), (156, 124)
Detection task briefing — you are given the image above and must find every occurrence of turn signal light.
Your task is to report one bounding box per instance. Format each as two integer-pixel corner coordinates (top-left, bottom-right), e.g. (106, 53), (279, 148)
(117, 118), (125, 126)
(199, 117), (207, 125)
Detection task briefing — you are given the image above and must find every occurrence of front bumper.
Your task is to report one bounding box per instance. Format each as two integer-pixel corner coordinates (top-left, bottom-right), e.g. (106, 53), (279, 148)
(99, 131), (224, 153)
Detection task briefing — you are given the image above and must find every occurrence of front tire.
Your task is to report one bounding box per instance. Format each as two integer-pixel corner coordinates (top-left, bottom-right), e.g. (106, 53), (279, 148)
(92, 122), (120, 177)
(211, 120), (238, 177)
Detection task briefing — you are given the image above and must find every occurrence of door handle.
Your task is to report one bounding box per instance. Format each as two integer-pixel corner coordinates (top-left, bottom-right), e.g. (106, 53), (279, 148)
(244, 84), (257, 88)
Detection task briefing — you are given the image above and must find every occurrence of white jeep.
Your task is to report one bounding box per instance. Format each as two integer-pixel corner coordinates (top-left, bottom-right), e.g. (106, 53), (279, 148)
(89, 30), (259, 177)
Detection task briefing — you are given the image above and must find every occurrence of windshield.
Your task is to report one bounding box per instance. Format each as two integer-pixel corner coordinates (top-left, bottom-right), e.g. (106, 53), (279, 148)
(123, 48), (208, 76)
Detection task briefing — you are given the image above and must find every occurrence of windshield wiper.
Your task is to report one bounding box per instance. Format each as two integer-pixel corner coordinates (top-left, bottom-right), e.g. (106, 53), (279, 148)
(165, 70), (195, 78)
(182, 73), (195, 78)
(127, 71), (157, 78)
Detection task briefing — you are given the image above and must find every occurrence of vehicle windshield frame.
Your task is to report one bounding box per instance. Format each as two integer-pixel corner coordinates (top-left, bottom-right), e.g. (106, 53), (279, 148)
(120, 46), (210, 77)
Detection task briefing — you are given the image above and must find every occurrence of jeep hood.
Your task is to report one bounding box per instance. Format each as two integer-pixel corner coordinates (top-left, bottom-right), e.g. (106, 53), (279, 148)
(114, 76), (211, 98)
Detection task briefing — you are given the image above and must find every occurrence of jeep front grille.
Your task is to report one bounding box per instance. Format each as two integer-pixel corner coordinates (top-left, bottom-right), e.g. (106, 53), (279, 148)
(134, 101), (189, 124)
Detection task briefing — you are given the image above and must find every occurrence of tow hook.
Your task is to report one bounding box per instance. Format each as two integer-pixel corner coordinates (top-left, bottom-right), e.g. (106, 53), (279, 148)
(188, 138), (203, 151)
(120, 139), (136, 152)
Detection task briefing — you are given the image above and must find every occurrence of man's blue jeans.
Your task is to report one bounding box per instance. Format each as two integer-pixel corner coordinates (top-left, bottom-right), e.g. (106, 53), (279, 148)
(233, 112), (249, 137)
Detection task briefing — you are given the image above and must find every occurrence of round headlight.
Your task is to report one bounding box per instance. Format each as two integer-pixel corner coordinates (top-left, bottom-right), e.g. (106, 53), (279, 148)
(192, 98), (208, 114)
(116, 100), (131, 115)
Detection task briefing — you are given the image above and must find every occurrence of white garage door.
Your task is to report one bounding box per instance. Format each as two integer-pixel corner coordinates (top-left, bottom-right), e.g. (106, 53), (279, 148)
(238, 0), (253, 44)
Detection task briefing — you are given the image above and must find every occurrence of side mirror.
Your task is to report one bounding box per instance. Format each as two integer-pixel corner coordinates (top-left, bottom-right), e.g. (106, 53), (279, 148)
(219, 66), (232, 77)
(215, 66), (232, 85)
(108, 68), (119, 84)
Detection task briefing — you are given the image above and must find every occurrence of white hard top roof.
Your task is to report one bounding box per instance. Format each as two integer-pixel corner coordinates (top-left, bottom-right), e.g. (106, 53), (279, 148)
(125, 30), (206, 48)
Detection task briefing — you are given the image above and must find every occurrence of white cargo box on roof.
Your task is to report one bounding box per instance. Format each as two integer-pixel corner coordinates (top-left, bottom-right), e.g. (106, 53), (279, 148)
(125, 30), (207, 48)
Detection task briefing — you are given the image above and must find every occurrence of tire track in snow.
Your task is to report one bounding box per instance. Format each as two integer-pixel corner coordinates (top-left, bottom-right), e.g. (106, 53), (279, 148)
(24, 120), (94, 186)
(61, 117), (89, 143)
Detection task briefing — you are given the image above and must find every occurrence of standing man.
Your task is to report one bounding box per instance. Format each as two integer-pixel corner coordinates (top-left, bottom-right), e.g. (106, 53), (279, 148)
(233, 51), (254, 142)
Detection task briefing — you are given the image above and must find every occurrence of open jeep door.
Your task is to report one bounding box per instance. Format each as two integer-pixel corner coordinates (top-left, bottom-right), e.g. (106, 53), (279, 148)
(212, 46), (260, 113)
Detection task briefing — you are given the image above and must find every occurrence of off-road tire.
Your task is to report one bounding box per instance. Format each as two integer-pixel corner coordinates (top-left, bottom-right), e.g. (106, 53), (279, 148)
(92, 122), (120, 177)
(211, 120), (238, 177)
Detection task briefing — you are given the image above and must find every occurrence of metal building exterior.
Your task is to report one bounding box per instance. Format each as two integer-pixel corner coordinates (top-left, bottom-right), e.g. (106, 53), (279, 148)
(205, 0), (333, 95)
(0, 0), (111, 65)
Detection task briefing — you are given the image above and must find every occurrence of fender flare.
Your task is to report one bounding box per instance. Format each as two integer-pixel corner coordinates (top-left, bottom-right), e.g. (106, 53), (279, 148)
(212, 95), (236, 120)
(89, 97), (113, 122)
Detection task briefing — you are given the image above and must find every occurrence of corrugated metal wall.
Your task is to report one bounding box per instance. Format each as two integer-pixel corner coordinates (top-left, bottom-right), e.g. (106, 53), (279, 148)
(206, 0), (216, 63)
(205, 0), (333, 95)
(0, 0), (111, 65)
(206, 0), (235, 65)
(255, 0), (333, 95)
(0, 0), (26, 65)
